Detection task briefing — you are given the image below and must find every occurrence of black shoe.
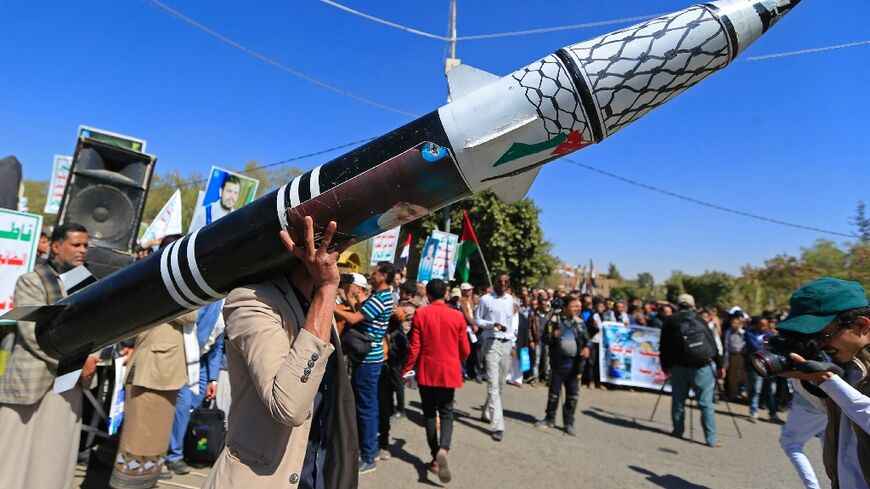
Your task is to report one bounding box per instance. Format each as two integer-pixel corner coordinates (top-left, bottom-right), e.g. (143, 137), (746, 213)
(491, 430), (503, 442)
(565, 424), (577, 436)
(534, 418), (555, 429)
(158, 466), (173, 480)
(391, 411), (405, 421)
(358, 460), (377, 474)
(166, 459), (191, 475)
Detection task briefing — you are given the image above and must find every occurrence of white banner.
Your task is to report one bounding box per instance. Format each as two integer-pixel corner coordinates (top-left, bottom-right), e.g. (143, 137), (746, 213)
(44, 155), (72, 214)
(0, 209), (42, 322)
(430, 229), (458, 281)
(139, 189), (183, 246)
(370, 226), (401, 266)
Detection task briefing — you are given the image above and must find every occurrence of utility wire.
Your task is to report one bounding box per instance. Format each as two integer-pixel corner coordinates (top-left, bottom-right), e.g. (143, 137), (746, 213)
(744, 40), (870, 61)
(183, 137), (375, 186)
(143, 0), (419, 117)
(318, 0), (662, 41)
(563, 158), (856, 238)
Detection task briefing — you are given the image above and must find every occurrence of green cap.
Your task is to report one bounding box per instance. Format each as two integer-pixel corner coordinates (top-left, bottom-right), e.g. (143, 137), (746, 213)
(777, 277), (869, 334)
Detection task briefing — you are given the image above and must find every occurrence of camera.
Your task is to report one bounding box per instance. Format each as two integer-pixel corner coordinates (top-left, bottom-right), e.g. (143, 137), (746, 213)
(749, 331), (824, 377)
(550, 297), (564, 311)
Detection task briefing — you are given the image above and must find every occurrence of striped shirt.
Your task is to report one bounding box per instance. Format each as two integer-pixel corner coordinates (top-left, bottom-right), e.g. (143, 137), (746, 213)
(360, 289), (394, 363)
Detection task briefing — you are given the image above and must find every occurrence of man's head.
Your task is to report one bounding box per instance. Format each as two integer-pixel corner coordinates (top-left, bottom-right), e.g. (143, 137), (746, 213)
(426, 279), (448, 302)
(493, 272), (510, 296)
(660, 304), (674, 318)
(399, 281), (416, 301)
(219, 175), (242, 211)
(38, 232), (49, 255)
(614, 300), (627, 315)
(370, 261), (395, 290)
(677, 293), (696, 310)
(50, 223), (88, 269)
(604, 298), (614, 310)
(751, 316), (770, 333)
(777, 277), (870, 363)
(563, 297), (581, 319)
(581, 293), (592, 309)
(460, 282), (473, 299)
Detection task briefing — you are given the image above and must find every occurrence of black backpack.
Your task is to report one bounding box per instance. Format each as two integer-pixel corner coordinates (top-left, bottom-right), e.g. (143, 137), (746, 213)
(674, 312), (717, 366)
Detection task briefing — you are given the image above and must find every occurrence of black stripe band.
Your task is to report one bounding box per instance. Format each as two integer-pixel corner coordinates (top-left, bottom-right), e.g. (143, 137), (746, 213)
(703, 3), (740, 61)
(298, 172), (312, 203)
(555, 48), (604, 142)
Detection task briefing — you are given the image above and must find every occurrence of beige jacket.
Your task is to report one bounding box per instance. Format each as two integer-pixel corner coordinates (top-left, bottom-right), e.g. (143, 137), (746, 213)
(0, 270), (65, 405)
(203, 275), (357, 489)
(127, 311), (198, 391)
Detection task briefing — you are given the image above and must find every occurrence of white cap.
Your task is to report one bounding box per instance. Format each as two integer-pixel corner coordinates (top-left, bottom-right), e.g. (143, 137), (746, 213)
(351, 273), (370, 289)
(459, 283), (473, 291)
(450, 288), (461, 298)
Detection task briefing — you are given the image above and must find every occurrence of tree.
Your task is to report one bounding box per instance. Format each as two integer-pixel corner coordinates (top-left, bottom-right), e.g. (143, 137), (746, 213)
(607, 262), (623, 281)
(402, 191), (556, 287)
(681, 271), (734, 310)
(637, 272), (655, 289)
(852, 201), (870, 243)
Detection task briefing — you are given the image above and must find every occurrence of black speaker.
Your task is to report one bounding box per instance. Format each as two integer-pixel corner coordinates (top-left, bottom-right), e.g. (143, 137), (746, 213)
(57, 137), (156, 252)
(0, 155), (22, 210)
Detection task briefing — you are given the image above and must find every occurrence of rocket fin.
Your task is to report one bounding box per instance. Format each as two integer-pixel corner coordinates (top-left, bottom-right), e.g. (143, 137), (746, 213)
(447, 64), (499, 102)
(0, 304), (66, 323)
(53, 349), (91, 394)
(488, 167), (542, 203)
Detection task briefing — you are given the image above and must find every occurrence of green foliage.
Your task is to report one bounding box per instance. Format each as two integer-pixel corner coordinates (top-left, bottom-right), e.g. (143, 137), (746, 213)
(402, 191), (557, 287)
(852, 201), (870, 243)
(21, 180), (54, 229)
(681, 271), (734, 310)
(607, 262), (623, 281)
(610, 284), (640, 301)
(637, 272), (655, 290)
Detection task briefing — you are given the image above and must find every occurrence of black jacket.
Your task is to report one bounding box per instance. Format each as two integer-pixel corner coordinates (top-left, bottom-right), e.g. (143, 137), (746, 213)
(544, 316), (590, 363)
(659, 309), (723, 370)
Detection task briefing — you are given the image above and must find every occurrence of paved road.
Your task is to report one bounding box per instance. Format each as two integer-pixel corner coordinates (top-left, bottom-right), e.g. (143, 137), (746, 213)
(77, 380), (827, 489)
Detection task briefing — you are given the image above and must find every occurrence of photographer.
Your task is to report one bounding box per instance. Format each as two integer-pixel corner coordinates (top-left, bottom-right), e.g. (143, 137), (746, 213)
(775, 278), (870, 489)
(534, 297), (590, 436)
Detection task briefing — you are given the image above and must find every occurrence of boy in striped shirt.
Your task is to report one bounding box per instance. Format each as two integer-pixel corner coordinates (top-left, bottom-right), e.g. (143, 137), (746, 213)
(335, 261), (395, 474)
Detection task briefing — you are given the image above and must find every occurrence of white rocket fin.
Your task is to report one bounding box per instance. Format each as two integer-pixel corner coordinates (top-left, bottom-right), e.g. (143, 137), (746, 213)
(447, 65), (499, 102)
(488, 167), (542, 203)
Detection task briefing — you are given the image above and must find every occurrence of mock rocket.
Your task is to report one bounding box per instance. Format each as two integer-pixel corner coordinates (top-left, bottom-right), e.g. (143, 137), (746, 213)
(4, 0), (801, 361)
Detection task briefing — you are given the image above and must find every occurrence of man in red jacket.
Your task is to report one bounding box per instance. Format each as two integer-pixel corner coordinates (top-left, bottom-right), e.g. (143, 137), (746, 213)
(403, 279), (471, 484)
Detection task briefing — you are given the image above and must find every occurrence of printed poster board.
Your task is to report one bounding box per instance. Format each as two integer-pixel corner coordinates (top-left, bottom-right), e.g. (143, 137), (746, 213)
(599, 321), (669, 391)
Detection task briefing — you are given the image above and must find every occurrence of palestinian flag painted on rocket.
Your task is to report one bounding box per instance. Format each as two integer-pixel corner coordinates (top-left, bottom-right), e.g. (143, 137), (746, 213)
(455, 210), (481, 282)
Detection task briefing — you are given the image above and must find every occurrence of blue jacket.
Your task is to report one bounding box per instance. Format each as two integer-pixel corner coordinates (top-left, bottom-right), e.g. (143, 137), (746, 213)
(196, 301), (225, 383)
(743, 329), (770, 371)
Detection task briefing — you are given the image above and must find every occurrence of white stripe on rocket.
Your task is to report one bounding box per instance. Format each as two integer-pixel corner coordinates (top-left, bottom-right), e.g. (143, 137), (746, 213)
(289, 176), (301, 207)
(186, 229), (223, 299)
(160, 242), (196, 309)
(169, 239), (211, 306)
(310, 166), (322, 198)
(276, 184), (289, 232)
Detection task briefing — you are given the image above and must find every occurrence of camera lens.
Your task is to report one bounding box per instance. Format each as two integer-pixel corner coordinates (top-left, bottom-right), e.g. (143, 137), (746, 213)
(750, 351), (784, 377)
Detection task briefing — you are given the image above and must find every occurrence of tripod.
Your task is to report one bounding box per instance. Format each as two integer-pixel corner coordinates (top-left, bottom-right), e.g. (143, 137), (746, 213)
(649, 366), (742, 441)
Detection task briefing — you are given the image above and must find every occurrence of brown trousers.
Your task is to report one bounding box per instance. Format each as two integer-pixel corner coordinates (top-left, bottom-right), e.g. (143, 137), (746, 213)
(110, 385), (178, 488)
(727, 353), (747, 399)
(0, 386), (83, 489)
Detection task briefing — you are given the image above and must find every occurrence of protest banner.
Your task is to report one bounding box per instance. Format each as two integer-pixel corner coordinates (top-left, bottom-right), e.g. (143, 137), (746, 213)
(189, 167), (259, 232)
(370, 226), (401, 266)
(139, 189), (183, 246)
(78, 125), (147, 153)
(417, 235), (440, 282)
(44, 155), (72, 214)
(0, 209), (42, 375)
(430, 229), (458, 281)
(599, 321), (669, 391)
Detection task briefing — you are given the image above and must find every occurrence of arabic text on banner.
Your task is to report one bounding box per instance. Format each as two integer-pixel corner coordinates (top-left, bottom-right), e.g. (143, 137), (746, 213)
(599, 322), (669, 392)
(430, 230), (458, 281)
(370, 226), (401, 266)
(44, 155), (72, 214)
(0, 209), (43, 322)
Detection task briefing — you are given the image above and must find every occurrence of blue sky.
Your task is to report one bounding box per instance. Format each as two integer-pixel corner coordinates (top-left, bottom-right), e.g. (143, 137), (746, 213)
(3, 0), (868, 282)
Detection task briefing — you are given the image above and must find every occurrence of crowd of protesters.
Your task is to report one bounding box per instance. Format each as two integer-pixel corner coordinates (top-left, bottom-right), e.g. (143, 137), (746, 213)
(0, 230), (818, 488)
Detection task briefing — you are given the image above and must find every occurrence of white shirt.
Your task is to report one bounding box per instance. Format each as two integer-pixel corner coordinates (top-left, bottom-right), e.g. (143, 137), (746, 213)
(474, 292), (516, 343)
(189, 201), (230, 233)
(819, 362), (870, 489)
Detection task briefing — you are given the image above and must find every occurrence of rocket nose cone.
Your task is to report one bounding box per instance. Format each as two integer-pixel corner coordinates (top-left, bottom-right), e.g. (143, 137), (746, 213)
(707, 0), (802, 57)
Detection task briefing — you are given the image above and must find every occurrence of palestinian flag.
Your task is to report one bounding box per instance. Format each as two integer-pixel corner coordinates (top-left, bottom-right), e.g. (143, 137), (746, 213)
(455, 211), (481, 282)
(398, 234), (411, 269)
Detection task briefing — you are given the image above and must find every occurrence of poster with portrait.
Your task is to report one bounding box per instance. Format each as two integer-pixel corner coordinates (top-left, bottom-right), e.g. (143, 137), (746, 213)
(189, 167), (259, 232)
(599, 322), (669, 391)
(417, 236), (440, 282)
